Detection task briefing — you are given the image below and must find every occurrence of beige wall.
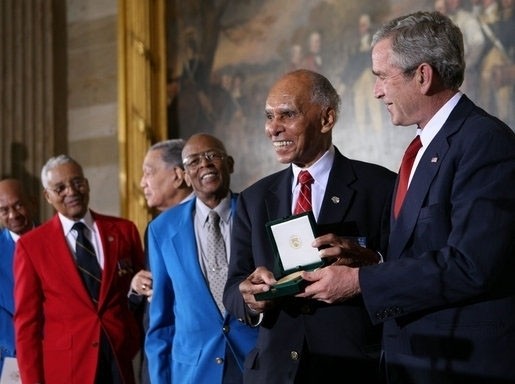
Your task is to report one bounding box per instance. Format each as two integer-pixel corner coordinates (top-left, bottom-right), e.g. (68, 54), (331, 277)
(67, 0), (121, 217)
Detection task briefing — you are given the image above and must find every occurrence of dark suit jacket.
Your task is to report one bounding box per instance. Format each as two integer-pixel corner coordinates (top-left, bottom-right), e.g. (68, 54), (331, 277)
(14, 211), (144, 384)
(360, 95), (515, 383)
(224, 147), (396, 383)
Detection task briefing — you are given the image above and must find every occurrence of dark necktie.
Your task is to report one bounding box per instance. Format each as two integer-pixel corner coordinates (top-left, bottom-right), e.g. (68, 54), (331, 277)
(394, 136), (422, 218)
(72, 222), (102, 304)
(294, 170), (314, 215)
(205, 210), (228, 314)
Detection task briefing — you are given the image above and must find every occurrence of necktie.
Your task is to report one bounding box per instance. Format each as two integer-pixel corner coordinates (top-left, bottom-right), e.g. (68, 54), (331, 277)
(394, 136), (422, 217)
(72, 222), (102, 304)
(205, 210), (228, 314)
(294, 170), (314, 215)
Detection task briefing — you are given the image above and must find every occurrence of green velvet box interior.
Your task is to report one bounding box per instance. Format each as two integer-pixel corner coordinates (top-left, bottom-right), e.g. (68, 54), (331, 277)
(254, 212), (323, 301)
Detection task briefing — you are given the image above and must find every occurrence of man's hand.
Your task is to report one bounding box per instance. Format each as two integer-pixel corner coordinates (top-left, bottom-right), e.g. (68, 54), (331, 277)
(297, 265), (360, 303)
(294, 233), (376, 303)
(239, 266), (277, 314)
(130, 269), (153, 299)
(313, 233), (381, 267)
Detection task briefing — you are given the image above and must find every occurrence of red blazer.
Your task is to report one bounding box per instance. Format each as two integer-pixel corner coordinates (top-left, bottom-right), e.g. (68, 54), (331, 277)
(14, 211), (144, 384)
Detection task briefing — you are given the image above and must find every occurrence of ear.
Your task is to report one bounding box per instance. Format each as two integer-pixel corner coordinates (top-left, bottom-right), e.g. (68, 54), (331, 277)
(226, 156), (235, 174)
(417, 63), (433, 94)
(184, 171), (192, 187)
(320, 107), (336, 134)
(172, 166), (186, 187)
(43, 189), (52, 204)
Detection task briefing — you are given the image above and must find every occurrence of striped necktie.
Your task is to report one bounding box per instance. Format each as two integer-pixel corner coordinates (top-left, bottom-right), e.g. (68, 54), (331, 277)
(72, 222), (102, 304)
(294, 170), (314, 215)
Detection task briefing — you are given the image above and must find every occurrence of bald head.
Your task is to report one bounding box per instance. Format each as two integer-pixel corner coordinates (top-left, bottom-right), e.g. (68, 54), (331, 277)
(0, 178), (36, 235)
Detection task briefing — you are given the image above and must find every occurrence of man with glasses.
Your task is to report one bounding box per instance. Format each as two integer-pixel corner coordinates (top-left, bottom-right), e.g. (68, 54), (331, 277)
(0, 179), (37, 379)
(14, 154), (145, 384)
(145, 133), (258, 384)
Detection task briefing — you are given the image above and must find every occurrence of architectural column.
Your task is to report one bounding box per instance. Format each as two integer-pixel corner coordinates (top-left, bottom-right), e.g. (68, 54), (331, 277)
(0, 0), (67, 221)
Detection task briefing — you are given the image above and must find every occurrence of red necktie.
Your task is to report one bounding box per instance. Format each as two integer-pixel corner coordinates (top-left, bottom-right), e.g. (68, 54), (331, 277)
(394, 136), (422, 218)
(294, 170), (314, 215)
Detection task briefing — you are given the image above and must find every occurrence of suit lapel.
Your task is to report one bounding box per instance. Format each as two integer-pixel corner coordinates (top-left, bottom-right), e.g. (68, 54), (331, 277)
(265, 168), (294, 221)
(171, 200), (204, 281)
(94, 216), (117, 309)
(318, 149), (355, 226)
(389, 96), (473, 258)
(46, 216), (95, 306)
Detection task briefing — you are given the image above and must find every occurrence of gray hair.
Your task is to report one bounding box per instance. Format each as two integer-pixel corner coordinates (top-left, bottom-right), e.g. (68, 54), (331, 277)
(41, 154), (83, 189)
(149, 139), (186, 169)
(371, 11), (465, 90)
(288, 69), (341, 122)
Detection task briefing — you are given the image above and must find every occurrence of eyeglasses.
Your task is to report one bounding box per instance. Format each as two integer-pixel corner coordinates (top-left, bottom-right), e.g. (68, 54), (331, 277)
(47, 178), (88, 196)
(182, 150), (225, 171)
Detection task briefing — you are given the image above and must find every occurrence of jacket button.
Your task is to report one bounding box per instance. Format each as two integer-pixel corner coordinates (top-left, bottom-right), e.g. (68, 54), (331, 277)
(301, 304), (312, 314)
(215, 357), (224, 365)
(290, 351), (299, 360)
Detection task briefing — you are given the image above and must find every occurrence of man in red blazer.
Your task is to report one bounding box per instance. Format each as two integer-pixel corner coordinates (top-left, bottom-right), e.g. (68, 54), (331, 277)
(14, 154), (144, 384)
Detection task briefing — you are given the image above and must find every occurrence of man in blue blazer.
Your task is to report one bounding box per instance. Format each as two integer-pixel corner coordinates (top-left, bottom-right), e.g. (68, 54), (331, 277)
(0, 178), (36, 375)
(300, 11), (515, 383)
(0, 178), (37, 377)
(145, 133), (258, 384)
(223, 70), (396, 383)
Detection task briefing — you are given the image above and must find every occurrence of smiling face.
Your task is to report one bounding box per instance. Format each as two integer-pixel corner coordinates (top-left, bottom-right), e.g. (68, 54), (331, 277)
(265, 72), (334, 168)
(372, 38), (422, 127)
(43, 162), (90, 220)
(182, 133), (234, 208)
(0, 179), (35, 235)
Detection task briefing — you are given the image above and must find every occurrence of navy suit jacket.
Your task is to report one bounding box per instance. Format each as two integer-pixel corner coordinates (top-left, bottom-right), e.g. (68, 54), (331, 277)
(145, 195), (258, 384)
(0, 229), (16, 374)
(360, 95), (515, 382)
(224, 147), (396, 383)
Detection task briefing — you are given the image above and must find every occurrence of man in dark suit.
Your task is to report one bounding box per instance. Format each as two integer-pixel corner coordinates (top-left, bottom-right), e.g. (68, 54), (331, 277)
(0, 179), (37, 378)
(223, 69), (396, 383)
(14, 155), (144, 384)
(299, 11), (515, 383)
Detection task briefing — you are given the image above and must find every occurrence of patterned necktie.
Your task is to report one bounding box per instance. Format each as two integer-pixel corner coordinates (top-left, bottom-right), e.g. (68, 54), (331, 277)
(72, 222), (102, 304)
(205, 210), (228, 314)
(394, 135), (422, 218)
(294, 170), (314, 215)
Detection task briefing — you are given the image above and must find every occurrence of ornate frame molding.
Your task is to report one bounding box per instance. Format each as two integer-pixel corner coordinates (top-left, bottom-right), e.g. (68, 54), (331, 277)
(117, 0), (167, 234)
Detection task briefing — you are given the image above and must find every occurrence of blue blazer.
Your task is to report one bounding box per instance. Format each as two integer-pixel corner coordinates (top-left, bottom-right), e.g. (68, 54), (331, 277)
(0, 229), (16, 373)
(224, 148), (396, 383)
(145, 195), (258, 384)
(360, 95), (515, 382)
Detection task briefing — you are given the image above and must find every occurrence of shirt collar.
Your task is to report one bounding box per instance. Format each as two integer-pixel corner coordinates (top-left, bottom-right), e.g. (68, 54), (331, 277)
(9, 230), (20, 242)
(291, 145), (335, 191)
(419, 92), (462, 146)
(59, 210), (95, 235)
(195, 193), (232, 226)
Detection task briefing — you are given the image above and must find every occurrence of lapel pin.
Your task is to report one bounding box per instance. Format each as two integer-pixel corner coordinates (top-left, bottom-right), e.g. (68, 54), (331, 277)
(331, 196), (340, 204)
(108, 236), (114, 242)
(431, 156), (439, 163)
